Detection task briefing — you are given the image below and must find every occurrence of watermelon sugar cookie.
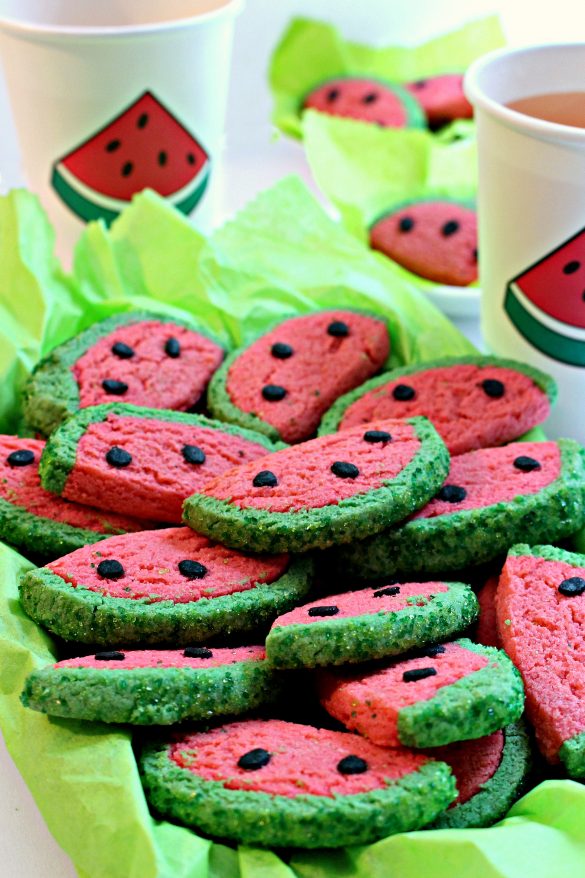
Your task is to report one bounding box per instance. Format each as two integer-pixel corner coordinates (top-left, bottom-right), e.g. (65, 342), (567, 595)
(39, 404), (280, 524)
(475, 575), (501, 649)
(497, 544), (585, 777)
(334, 439), (585, 579)
(318, 638), (524, 748)
(0, 435), (148, 558)
(183, 417), (449, 554)
(431, 723), (532, 829)
(404, 74), (473, 129)
(139, 718), (456, 848)
(19, 526), (312, 646)
(369, 199), (478, 286)
(21, 645), (279, 725)
(319, 355), (556, 456)
(265, 581), (478, 669)
(207, 310), (390, 444)
(23, 311), (225, 436)
(303, 77), (425, 129)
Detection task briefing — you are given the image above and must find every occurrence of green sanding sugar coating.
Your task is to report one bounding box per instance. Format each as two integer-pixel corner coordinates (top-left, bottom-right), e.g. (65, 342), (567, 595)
(21, 645), (281, 725)
(183, 416), (449, 554)
(139, 718), (456, 848)
(265, 581), (479, 669)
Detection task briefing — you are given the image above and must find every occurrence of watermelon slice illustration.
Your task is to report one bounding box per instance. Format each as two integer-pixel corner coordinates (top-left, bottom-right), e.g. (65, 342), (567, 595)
(51, 91), (210, 225)
(505, 225), (585, 366)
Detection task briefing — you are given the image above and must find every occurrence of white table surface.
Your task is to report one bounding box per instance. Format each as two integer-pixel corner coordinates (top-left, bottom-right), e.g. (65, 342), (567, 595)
(0, 1), (583, 875)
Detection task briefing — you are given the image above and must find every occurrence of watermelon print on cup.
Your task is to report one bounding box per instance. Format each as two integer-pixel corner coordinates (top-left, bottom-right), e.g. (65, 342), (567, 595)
(139, 718), (456, 847)
(51, 92), (210, 226)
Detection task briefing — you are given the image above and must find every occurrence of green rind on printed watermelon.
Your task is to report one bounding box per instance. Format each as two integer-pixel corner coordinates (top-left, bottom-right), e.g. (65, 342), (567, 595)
(265, 582), (479, 669)
(505, 287), (585, 367)
(332, 438), (585, 579)
(139, 745), (455, 848)
(397, 639), (525, 748)
(182, 416), (449, 554)
(21, 657), (281, 725)
(39, 403), (285, 497)
(431, 722), (532, 830)
(22, 310), (226, 437)
(318, 353), (558, 435)
(301, 76), (427, 131)
(18, 555), (313, 647)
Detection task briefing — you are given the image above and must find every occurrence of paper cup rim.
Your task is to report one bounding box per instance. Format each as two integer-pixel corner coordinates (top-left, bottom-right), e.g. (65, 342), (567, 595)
(0, 0), (244, 39)
(464, 43), (585, 144)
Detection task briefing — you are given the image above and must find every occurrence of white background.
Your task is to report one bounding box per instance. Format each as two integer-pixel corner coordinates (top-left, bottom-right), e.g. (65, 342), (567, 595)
(1, 1), (585, 876)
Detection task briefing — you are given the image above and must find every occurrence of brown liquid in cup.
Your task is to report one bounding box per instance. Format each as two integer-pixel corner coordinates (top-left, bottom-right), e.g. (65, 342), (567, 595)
(507, 91), (585, 128)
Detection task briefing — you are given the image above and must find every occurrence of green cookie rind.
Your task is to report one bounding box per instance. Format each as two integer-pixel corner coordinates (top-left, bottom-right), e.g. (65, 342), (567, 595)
(432, 722), (532, 829)
(183, 416), (449, 554)
(559, 731), (585, 778)
(397, 639), (525, 748)
(302, 77), (427, 131)
(139, 745), (455, 848)
(507, 542), (585, 563)
(333, 438), (585, 579)
(206, 308), (392, 443)
(318, 354), (558, 435)
(39, 403), (285, 497)
(265, 582), (479, 669)
(21, 658), (280, 725)
(18, 556), (313, 647)
(22, 311), (226, 437)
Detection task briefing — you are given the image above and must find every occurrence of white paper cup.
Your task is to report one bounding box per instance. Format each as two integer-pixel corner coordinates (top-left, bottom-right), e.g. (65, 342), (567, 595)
(0, 0), (243, 258)
(465, 44), (585, 442)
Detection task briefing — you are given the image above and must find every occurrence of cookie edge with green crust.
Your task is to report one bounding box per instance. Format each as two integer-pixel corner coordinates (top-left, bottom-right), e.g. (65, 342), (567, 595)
(183, 416), (450, 554)
(369, 194), (477, 234)
(396, 638), (525, 748)
(39, 402), (286, 497)
(139, 741), (455, 848)
(318, 354), (558, 436)
(18, 555), (313, 647)
(265, 581), (479, 669)
(333, 438), (585, 579)
(22, 310), (227, 438)
(301, 76), (427, 131)
(21, 656), (281, 725)
(431, 722), (532, 829)
(206, 308), (392, 443)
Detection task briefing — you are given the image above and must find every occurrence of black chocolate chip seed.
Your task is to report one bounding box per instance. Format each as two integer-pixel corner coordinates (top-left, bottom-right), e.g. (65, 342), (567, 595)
(559, 577), (585, 597)
(399, 216), (414, 232)
(441, 220), (460, 237)
(121, 161), (134, 177)
(373, 586), (401, 597)
(513, 456), (541, 472)
(271, 342), (294, 359)
(111, 341), (134, 359)
(327, 320), (350, 337)
(331, 461), (359, 479)
(184, 647), (213, 659)
(563, 260), (581, 275)
(97, 559), (125, 580)
(362, 92), (378, 104)
(105, 446), (132, 468)
(481, 378), (505, 398)
(413, 79), (427, 89)
(178, 560), (208, 579)
(326, 88), (340, 102)
(165, 337), (181, 358)
(472, 248), (479, 263)
(95, 651), (125, 661)
(6, 449), (35, 467)
(403, 667), (437, 682)
(105, 139), (121, 152)
(308, 605), (339, 617)
(238, 748), (271, 770)
(262, 384), (287, 401)
(438, 484), (467, 503)
(102, 378), (128, 395)
(392, 384), (416, 401)
(253, 470), (278, 488)
(337, 755), (368, 775)
(364, 430), (392, 443)
(182, 445), (206, 465)
(421, 644), (446, 657)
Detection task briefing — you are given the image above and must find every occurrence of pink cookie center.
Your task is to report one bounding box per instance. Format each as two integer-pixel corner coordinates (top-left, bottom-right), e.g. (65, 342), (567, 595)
(432, 730), (504, 806)
(57, 645), (265, 670)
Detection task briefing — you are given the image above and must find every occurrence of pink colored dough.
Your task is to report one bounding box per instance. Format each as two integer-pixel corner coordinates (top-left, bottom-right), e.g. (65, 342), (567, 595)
(432, 731), (504, 806)
(170, 718), (431, 797)
(339, 364), (550, 457)
(303, 78), (412, 127)
(48, 526), (288, 604)
(57, 645), (265, 670)
(405, 74), (473, 128)
(476, 576), (502, 649)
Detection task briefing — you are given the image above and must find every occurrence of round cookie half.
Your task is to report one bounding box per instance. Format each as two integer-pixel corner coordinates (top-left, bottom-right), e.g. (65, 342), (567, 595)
(404, 74), (473, 129)
(21, 645), (279, 725)
(265, 581), (478, 669)
(303, 77), (426, 129)
(139, 718), (456, 848)
(19, 526), (312, 646)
